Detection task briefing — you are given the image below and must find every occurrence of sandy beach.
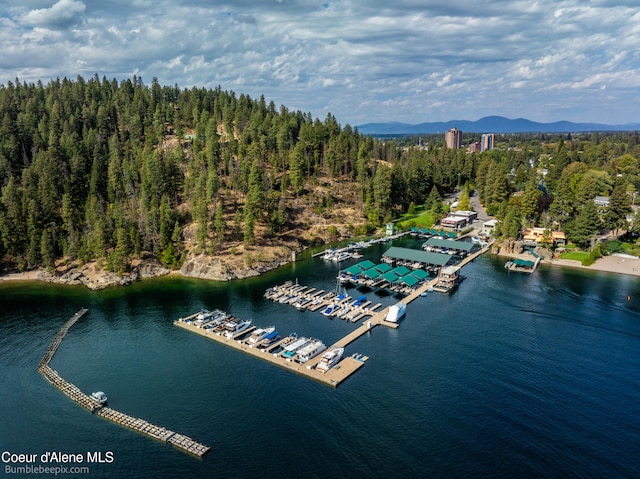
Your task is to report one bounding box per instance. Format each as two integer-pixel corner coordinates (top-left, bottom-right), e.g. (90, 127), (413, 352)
(0, 270), (41, 281)
(547, 254), (640, 277)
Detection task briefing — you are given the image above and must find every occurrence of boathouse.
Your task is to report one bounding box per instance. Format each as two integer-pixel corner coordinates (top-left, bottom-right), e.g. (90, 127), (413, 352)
(381, 246), (453, 271)
(422, 237), (476, 256)
(432, 265), (461, 293)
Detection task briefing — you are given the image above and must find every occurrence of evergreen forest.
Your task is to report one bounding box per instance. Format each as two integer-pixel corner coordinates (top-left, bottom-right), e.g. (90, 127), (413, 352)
(0, 75), (639, 274)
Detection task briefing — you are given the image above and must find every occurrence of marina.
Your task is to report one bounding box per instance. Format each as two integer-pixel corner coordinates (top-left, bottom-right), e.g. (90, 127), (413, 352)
(38, 309), (211, 459)
(175, 237), (492, 386)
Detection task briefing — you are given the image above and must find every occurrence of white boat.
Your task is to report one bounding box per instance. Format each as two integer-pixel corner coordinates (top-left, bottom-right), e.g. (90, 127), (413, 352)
(386, 302), (407, 323)
(257, 330), (280, 349)
(292, 298), (311, 310)
(321, 304), (339, 317)
(316, 347), (344, 373)
(335, 305), (350, 319)
(282, 337), (310, 358)
(195, 309), (228, 327)
(295, 339), (327, 363)
(322, 249), (336, 260)
(91, 391), (108, 404)
(333, 251), (352, 262)
(247, 326), (275, 346)
(224, 319), (252, 338)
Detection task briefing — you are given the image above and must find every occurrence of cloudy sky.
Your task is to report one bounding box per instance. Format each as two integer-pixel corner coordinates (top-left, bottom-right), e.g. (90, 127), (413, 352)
(2, 0), (639, 126)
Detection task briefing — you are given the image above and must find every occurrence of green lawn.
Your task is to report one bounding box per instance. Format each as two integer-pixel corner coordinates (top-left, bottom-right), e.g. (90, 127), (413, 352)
(559, 251), (590, 262)
(397, 210), (435, 229)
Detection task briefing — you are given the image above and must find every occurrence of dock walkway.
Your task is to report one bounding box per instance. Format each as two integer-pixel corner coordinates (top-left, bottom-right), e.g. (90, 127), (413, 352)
(39, 309), (210, 458)
(174, 319), (366, 387)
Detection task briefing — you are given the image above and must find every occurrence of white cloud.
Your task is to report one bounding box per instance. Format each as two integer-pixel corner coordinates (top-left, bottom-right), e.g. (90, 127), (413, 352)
(23, 0), (86, 29)
(0, 0), (638, 124)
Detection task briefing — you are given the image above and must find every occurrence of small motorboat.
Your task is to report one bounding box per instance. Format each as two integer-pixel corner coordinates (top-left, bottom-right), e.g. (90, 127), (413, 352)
(91, 391), (108, 404)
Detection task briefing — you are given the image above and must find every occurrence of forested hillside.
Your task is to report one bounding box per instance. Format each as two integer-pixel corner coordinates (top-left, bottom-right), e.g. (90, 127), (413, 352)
(1, 75), (639, 280)
(0, 76), (467, 276)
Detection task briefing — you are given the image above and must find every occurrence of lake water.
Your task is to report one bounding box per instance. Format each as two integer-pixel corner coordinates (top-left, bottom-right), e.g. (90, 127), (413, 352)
(1, 237), (639, 478)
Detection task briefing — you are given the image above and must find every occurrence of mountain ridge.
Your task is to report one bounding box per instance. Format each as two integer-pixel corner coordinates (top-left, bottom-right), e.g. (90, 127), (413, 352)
(356, 116), (640, 135)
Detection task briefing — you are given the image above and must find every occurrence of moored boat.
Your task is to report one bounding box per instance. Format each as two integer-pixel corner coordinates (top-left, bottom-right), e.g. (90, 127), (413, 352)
(91, 391), (108, 404)
(335, 305), (350, 319)
(295, 339), (327, 363)
(224, 319), (252, 338)
(247, 326), (275, 346)
(385, 302), (407, 323)
(292, 297), (311, 310)
(316, 347), (344, 373)
(351, 295), (367, 307)
(321, 304), (339, 317)
(281, 337), (310, 358)
(333, 251), (352, 262)
(257, 330), (280, 349)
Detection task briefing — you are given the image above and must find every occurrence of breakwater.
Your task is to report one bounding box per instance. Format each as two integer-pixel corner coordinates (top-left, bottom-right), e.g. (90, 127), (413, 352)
(38, 309), (210, 458)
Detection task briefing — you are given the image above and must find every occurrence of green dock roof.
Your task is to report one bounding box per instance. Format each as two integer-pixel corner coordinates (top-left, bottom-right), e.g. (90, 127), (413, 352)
(382, 246), (452, 267)
(356, 260), (377, 270)
(390, 265), (411, 277)
(381, 271), (401, 283)
(343, 264), (364, 275)
(399, 274), (419, 286)
(410, 269), (430, 280)
(513, 259), (535, 267)
(424, 237), (474, 252)
(361, 268), (381, 279)
(374, 263), (393, 273)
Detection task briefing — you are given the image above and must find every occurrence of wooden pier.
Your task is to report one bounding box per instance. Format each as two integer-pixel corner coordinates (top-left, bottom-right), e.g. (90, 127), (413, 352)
(39, 309), (211, 459)
(174, 319), (366, 387)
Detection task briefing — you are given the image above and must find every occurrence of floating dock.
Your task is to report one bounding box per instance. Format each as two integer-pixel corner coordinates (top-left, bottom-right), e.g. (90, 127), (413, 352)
(39, 309), (210, 458)
(174, 318), (370, 387)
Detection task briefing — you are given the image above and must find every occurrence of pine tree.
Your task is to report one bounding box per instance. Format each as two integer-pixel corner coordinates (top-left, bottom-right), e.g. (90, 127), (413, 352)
(426, 185), (442, 216)
(604, 181), (631, 236)
(571, 200), (601, 247)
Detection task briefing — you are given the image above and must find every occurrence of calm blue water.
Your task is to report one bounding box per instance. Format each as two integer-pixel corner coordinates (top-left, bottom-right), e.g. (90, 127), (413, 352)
(1, 239), (639, 478)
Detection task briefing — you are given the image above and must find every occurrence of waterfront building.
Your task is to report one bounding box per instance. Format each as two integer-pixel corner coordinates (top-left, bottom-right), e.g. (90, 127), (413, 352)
(521, 227), (567, 247)
(440, 216), (468, 229)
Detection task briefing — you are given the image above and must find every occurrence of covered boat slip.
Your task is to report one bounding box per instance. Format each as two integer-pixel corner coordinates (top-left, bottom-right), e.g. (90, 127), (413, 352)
(381, 246), (453, 272)
(505, 256), (541, 273)
(411, 227), (458, 239)
(340, 256), (435, 293)
(422, 237), (477, 256)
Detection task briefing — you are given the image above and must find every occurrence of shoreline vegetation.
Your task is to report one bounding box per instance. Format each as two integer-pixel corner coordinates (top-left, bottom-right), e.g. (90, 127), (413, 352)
(2, 244), (640, 290)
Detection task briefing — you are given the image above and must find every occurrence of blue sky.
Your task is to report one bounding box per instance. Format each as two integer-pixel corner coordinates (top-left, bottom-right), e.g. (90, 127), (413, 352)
(1, 0), (639, 126)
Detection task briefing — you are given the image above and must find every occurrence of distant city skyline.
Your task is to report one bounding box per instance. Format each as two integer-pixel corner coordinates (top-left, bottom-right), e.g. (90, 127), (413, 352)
(1, 1), (639, 126)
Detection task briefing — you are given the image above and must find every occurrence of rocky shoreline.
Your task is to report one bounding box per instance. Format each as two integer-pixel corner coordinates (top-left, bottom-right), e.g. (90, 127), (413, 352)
(4, 237), (640, 290)
(0, 246), (298, 290)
